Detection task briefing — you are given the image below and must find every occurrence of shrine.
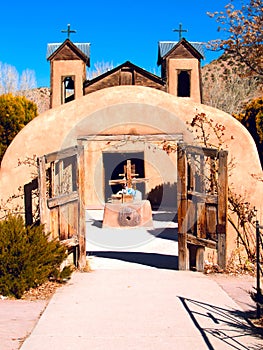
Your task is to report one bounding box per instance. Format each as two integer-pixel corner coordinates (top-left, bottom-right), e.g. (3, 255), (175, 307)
(0, 29), (262, 271)
(103, 160), (153, 228)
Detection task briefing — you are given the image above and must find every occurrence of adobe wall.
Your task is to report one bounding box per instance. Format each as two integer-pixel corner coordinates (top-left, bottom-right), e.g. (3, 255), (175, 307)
(0, 86), (262, 262)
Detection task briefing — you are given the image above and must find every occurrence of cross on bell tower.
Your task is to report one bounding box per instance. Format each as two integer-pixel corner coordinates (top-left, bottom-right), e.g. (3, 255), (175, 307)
(173, 23), (188, 41)
(61, 24), (76, 39)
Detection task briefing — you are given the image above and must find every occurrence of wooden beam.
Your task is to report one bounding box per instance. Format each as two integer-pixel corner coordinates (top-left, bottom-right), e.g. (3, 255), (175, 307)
(77, 133), (184, 143)
(183, 144), (219, 158)
(77, 145), (86, 269)
(217, 150), (228, 269)
(38, 156), (50, 234)
(177, 146), (188, 270)
(47, 191), (78, 208)
(45, 145), (78, 163)
(187, 191), (218, 204)
(60, 236), (79, 248)
(187, 234), (216, 249)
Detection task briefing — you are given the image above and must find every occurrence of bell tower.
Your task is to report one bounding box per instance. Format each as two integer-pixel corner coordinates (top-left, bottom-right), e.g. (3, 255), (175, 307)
(157, 36), (204, 104)
(47, 26), (90, 108)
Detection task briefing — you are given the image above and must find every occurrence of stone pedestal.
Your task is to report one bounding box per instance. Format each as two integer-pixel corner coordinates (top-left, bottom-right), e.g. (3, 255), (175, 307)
(103, 200), (153, 228)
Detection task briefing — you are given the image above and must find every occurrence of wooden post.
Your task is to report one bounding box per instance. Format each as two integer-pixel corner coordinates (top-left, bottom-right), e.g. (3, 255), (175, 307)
(177, 145), (188, 270)
(217, 150), (228, 269)
(77, 145), (86, 269)
(38, 156), (50, 234)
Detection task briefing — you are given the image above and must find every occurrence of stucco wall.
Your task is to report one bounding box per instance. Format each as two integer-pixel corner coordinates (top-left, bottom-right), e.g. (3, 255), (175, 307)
(0, 86), (262, 261)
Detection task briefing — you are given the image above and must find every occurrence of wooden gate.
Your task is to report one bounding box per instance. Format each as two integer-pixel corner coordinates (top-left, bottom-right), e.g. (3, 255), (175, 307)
(177, 143), (228, 270)
(38, 145), (86, 268)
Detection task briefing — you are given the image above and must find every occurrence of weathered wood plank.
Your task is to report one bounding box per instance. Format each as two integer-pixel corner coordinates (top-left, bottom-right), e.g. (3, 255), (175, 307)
(59, 204), (69, 241)
(183, 144), (219, 158)
(68, 202), (78, 238)
(47, 191), (78, 208)
(38, 156), (50, 234)
(206, 205), (217, 239)
(187, 234), (217, 249)
(189, 155), (195, 191)
(177, 146), (188, 270)
(77, 133), (184, 142)
(50, 206), (59, 239)
(217, 150), (228, 269)
(60, 236), (79, 248)
(187, 191), (218, 204)
(197, 202), (206, 238)
(195, 154), (205, 193)
(45, 145), (79, 163)
(187, 199), (196, 235)
(77, 145), (86, 269)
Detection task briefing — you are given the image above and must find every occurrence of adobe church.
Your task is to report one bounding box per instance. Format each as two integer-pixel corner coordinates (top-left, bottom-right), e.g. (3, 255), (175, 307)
(0, 27), (262, 270)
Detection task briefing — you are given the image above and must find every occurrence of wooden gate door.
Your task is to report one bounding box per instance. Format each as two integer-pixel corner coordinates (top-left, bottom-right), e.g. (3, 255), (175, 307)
(38, 145), (86, 268)
(177, 143), (228, 271)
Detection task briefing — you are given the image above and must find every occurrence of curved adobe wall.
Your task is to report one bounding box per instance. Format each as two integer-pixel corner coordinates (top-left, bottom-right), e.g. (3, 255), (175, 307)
(0, 85), (262, 223)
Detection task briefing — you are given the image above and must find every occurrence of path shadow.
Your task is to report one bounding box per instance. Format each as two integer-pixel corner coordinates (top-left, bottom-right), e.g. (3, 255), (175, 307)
(178, 296), (263, 350)
(152, 210), (178, 222)
(90, 220), (103, 228)
(147, 227), (178, 242)
(87, 251), (178, 270)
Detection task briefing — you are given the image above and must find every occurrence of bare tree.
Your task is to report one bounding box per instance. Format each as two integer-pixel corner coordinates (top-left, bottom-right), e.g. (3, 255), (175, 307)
(202, 62), (260, 114)
(0, 62), (37, 94)
(207, 0), (263, 77)
(87, 61), (114, 79)
(0, 62), (19, 94)
(19, 69), (37, 91)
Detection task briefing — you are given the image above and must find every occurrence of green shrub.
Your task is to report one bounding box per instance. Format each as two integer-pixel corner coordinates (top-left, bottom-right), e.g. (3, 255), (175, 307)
(0, 93), (38, 162)
(0, 215), (72, 298)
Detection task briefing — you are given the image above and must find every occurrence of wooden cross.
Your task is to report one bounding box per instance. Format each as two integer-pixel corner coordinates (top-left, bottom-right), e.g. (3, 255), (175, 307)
(109, 160), (147, 189)
(119, 160), (139, 188)
(61, 24), (76, 39)
(173, 23), (188, 41)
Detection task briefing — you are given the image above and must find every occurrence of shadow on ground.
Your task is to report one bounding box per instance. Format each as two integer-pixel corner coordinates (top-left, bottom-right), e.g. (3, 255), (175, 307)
(87, 251), (178, 270)
(179, 296), (263, 350)
(147, 227), (178, 241)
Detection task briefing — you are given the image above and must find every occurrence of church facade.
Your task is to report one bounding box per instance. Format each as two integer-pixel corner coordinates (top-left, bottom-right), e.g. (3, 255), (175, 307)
(47, 37), (203, 108)
(0, 35), (262, 269)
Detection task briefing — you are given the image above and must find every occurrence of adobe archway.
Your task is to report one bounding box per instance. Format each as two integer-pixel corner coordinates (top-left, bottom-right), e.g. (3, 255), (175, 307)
(0, 86), (262, 267)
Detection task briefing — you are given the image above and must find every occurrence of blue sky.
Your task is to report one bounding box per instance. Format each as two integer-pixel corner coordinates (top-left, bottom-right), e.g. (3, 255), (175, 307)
(0, 0), (231, 88)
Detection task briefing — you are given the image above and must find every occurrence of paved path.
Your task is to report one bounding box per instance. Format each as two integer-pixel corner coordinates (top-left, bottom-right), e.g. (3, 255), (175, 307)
(19, 210), (262, 349)
(20, 270), (262, 350)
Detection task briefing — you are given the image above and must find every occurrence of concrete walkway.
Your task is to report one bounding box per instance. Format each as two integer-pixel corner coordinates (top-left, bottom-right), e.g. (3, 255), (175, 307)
(20, 270), (262, 350)
(20, 210), (263, 349)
